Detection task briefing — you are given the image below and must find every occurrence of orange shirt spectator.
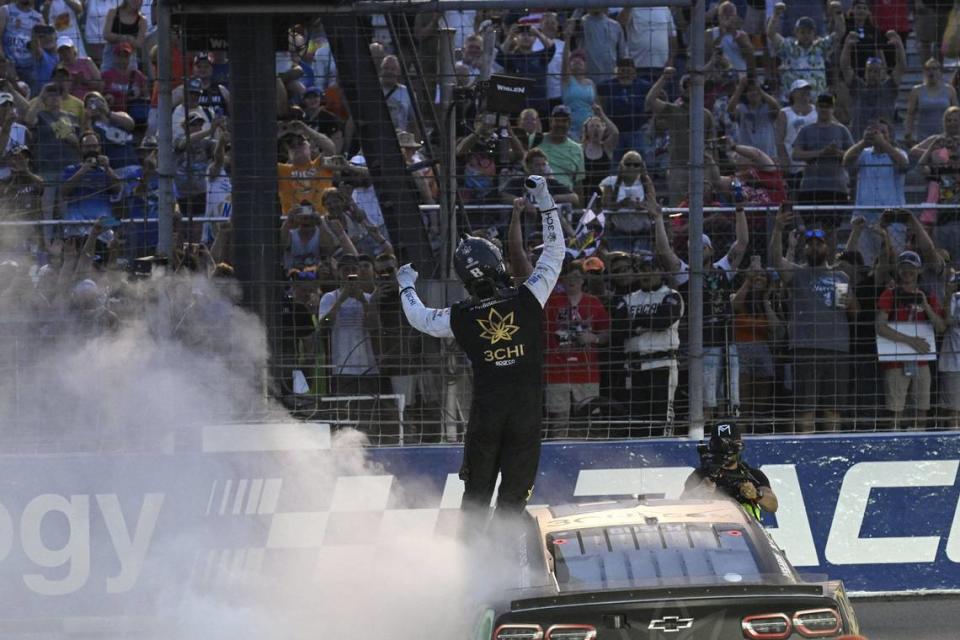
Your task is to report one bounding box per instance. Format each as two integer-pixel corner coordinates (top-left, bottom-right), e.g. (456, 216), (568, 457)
(277, 155), (333, 214)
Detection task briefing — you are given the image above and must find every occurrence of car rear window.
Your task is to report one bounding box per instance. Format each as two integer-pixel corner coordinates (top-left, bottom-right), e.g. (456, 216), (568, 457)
(548, 523), (762, 588)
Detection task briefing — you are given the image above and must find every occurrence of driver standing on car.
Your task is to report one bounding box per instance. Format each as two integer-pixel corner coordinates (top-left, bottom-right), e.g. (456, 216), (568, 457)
(397, 176), (564, 533)
(682, 422), (779, 521)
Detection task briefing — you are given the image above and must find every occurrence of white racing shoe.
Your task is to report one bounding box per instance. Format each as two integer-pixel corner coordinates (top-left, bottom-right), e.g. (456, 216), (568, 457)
(523, 175), (557, 214)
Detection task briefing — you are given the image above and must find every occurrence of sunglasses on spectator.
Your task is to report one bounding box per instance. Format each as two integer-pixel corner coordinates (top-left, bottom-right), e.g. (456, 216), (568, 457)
(290, 270), (317, 280)
(622, 162), (644, 168)
(805, 229), (826, 239)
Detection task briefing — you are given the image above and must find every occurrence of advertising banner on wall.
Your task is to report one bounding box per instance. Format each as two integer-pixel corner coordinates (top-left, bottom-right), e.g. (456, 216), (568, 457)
(0, 429), (957, 625)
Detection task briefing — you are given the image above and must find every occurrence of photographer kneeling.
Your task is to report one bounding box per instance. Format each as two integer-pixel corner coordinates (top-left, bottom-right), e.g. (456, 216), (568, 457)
(682, 422), (778, 522)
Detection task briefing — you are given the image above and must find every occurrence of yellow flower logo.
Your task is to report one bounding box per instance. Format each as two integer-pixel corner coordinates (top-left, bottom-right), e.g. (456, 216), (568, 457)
(476, 308), (520, 344)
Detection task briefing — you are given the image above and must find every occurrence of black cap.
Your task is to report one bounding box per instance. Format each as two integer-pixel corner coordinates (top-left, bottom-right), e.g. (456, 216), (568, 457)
(711, 422), (740, 440)
(816, 92), (836, 107)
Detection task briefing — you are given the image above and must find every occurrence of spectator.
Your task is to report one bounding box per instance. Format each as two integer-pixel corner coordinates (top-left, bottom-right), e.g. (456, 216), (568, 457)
(843, 0), (893, 78)
(618, 5), (676, 83)
(318, 254), (381, 396)
(536, 12), (564, 110)
(610, 249), (684, 436)
(379, 54), (414, 134)
(22, 24), (58, 97)
(301, 86), (346, 154)
(792, 92), (854, 224)
(498, 22), (554, 116)
(775, 79), (816, 189)
(344, 154), (390, 251)
(456, 112), (523, 204)
(204, 131), (231, 243)
(732, 263), (781, 421)
(770, 206), (857, 432)
(645, 67), (716, 204)
(45, 1), (87, 58)
(560, 46), (595, 143)
(57, 36), (101, 101)
(917, 110), (960, 259)
(939, 267), (960, 429)
(101, 43), (148, 119)
(174, 53), (230, 117)
(766, 2), (845, 101)
(280, 202), (325, 271)
(537, 104), (585, 194)
(876, 251), (946, 430)
(598, 57), (652, 160)
(655, 199), (749, 420)
(172, 79), (210, 134)
(727, 76), (779, 159)
(578, 7), (627, 85)
(711, 139), (787, 212)
(840, 31), (905, 140)
(84, 0), (118, 64)
(174, 110), (221, 219)
(0, 145), (42, 241)
(598, 150), (649, 253)
(82, 91), (137, 169)
(905, 58), (958, 146)
(276, 121), (337, 215)
(398, 129), (439, 207)
(321, 185), (389, 259)
(365, 252), (433, 437)
(0, 0), (44, 82)
(61, 131), (122, 238)
(914, 0), (951, 63)
(120, 135), (165, 256)
(842, 119), (908, 266)
(705, 1), (755, 75)
(23, 82), (80, 241)
(0, 92), (29, 179)
(580, 106), (618, 199)
(500, 147), (577, 209)
(513, 107), (543, 151)
(544, 260), (610, 439)
(101, 0), (146, 72)
(16, 62), (85, 121)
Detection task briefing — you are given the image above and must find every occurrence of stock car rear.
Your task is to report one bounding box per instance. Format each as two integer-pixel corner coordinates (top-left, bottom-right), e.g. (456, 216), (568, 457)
(475, 499), (859, 640)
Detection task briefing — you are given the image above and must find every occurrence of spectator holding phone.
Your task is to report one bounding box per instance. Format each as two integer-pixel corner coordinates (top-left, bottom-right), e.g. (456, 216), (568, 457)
(917, 110), (960, 259)
(277, 121), (337, 215)
(842, 119), (908, 266)
(82, 90), (137, 169)
(732, 259), (781, 422)
(61, 130), (122, 239)
(0, 0), (45, 83)
(876, 251), (946, 430)
(498, 22), (554, 116)
(21, 23), (57, 97)
(101, 43), (148, 118)
(56, 36), (101, 101)
(792, 92), (854, 228)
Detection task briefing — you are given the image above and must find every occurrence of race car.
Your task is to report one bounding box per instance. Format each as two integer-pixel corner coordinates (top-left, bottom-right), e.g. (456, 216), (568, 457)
(472, 498), (859, 640)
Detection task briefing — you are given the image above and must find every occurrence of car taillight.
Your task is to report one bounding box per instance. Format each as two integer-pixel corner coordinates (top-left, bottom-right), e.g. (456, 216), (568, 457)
(742, 613), (792, 640)
(494, 624), (544, 640)
(546, 624), (597, 640)
(793, 608), (841, 637)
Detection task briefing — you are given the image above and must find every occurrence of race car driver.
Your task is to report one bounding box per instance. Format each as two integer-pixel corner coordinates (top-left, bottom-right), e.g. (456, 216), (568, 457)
(682, 422), (779, 521)
(397, 176), (564, 529)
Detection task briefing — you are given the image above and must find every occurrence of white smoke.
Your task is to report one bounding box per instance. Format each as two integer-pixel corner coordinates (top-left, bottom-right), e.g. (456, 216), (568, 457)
(1, 268), (506, 640)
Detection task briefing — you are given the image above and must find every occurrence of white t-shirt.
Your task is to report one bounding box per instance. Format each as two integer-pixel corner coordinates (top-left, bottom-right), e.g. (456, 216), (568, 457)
(49, 0), (88, 57)
(318, 290), (379, 376)
(941, 293), (960, 372)
(599, 174), (645, 203)
(84, 0), (117, 45)
(625, 8), (675, 68)
(0, 122), (28, 180)
(441, 10), (476, 51)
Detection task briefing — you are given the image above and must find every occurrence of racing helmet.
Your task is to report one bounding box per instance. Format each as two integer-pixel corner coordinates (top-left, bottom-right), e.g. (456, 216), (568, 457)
(708, 422), (743, 462)
(453, 234), (507, 295)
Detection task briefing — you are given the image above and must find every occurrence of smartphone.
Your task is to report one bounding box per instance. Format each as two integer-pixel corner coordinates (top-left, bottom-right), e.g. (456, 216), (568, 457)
(750, 255), (762, 270)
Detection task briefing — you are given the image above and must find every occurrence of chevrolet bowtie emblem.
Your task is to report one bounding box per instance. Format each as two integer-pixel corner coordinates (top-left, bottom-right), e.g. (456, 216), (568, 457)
(648, 616), (694, 633)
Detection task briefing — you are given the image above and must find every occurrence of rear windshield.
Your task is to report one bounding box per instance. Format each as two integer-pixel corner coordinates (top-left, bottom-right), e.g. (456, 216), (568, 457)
(548, 523), (762, 589)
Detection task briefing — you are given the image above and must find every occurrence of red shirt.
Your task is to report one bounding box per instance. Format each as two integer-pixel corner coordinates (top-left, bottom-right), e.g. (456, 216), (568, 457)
(871, 0), (911, 34)
(877, 287), (942, 369)
(544, 290), (610, 384)
(102, 68), (148, 112)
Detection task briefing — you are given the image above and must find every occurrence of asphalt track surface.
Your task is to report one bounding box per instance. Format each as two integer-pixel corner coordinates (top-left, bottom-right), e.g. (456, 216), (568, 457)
(853, 595), (960, 640)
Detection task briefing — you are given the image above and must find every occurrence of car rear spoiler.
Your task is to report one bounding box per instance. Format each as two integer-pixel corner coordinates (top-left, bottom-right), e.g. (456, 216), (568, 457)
(510, 583), (827, 612)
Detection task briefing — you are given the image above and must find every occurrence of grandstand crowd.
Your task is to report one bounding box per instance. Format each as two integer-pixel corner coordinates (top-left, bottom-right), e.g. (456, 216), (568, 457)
(5, 0), (960, 440)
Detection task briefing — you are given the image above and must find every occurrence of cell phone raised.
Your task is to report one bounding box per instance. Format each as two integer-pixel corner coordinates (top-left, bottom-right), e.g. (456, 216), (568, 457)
(750, 254), (762, 270)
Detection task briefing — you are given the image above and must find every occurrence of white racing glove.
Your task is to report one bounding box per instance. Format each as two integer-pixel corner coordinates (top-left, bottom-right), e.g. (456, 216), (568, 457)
(397, 263), (419, 290)
(524, 174), (557, 213)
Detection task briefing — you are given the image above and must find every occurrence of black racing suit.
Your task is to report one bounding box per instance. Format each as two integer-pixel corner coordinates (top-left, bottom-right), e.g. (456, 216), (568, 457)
(400, 204), (564, 521)
(683, 461), (771, 521)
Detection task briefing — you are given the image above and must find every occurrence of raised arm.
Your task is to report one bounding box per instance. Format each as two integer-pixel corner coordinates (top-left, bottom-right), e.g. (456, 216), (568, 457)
(507, 196), (533, 281)
(839, 32), (856, 85)
(770, 204), (802, 283)
(397, 263), (455, 338)
(522, 175), (565, 307)
(645, 67), (676, 115)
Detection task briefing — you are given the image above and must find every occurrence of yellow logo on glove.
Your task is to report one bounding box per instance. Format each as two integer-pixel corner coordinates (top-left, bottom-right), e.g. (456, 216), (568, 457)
(476, 308), (519, 344)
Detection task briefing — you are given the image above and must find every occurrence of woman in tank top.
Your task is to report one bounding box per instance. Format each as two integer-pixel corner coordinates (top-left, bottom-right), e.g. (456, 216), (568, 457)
(906, 58), (958, 144)
(561, 49), (595, 143)
(580, 108), (619, 200)
(102, 0), (146, 72)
